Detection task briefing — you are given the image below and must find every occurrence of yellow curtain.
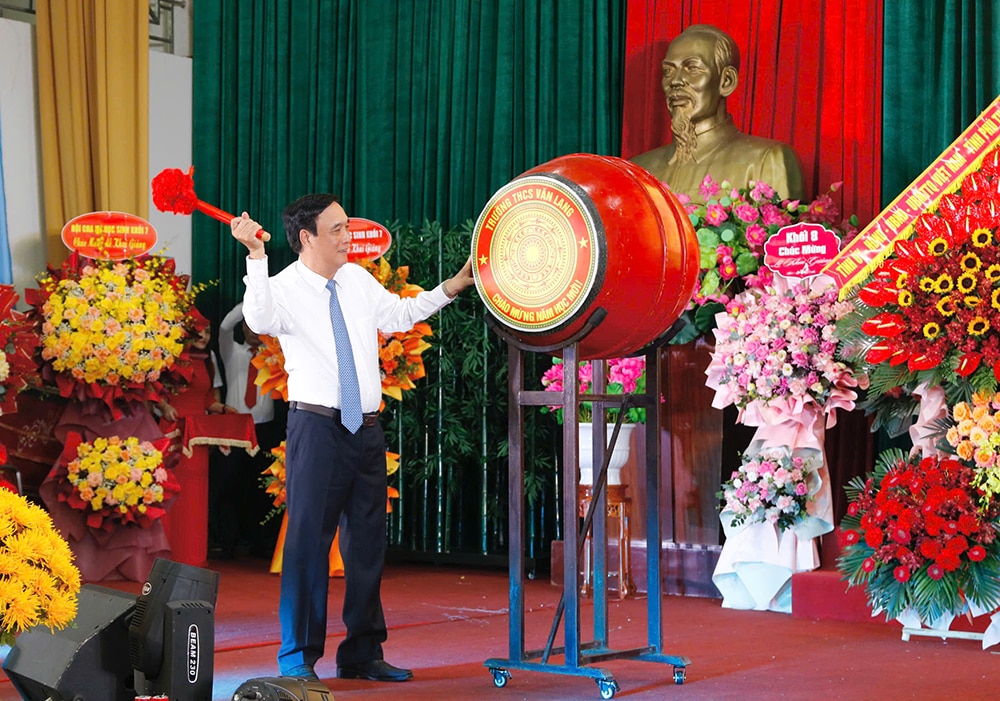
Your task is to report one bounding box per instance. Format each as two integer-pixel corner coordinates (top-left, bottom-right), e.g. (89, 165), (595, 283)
(36, 0), (149, 267)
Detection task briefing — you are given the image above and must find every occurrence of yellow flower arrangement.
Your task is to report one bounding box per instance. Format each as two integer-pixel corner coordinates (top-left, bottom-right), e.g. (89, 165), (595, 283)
(28, 254), (208, 414)
(55, 431), (180, 530)
(943, 391), (1000, 505)
(0, 487), (81, 646)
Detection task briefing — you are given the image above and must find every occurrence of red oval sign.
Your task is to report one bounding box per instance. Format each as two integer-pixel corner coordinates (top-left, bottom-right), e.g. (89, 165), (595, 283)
(347, 218), (393, 262)
(61, 211), (157, 260)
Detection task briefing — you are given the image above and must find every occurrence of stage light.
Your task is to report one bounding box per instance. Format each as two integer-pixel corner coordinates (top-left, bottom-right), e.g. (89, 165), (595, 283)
(129, 558), (220, 700)
(232, 676), (333, 701)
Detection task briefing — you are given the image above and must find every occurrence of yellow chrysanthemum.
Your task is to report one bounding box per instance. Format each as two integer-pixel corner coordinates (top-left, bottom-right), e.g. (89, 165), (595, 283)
(922, 322), (941, 340)
(918, 277), (936, 293)
(897, 289), (913, 307)
(972, 227), (993, 248)
(986, 264), (1000, 282)
(0, 489), (80, 646)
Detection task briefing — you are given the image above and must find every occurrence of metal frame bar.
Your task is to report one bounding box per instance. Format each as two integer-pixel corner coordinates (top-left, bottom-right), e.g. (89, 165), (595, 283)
(484, 312), (691, 697)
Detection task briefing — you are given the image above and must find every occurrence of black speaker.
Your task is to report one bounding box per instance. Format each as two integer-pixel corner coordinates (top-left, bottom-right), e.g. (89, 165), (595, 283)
(232, 677), (333, 701)
(2, 584), (137, 701)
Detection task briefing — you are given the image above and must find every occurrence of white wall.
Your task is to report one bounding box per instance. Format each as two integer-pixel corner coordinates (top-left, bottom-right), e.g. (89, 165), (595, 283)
(0, 18), (45, 301)
(149, 51), (193, 277)
(0, 16), (194, 306)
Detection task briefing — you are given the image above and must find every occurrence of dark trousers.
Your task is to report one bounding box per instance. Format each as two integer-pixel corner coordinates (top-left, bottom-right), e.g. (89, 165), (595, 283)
(277, 407), (389, 673)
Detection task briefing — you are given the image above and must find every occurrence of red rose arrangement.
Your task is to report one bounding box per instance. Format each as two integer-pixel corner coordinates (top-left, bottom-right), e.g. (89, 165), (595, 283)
(838, 448), (1000, 623)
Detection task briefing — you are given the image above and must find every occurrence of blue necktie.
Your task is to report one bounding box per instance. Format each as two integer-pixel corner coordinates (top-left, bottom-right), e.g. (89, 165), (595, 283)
(326, 279), (363, 433)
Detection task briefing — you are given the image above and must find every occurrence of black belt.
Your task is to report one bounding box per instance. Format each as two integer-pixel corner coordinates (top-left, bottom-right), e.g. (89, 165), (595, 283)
(289, 401), (380, 427)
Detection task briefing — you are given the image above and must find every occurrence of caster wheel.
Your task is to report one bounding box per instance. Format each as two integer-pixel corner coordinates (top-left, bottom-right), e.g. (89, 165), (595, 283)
(597, 678), (619, 699)
(673, 666), (686, 685)
(490, 668), (511, 688)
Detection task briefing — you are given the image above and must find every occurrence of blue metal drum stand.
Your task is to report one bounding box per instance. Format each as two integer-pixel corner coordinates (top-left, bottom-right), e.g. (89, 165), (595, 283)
(484, 311), (690, 699)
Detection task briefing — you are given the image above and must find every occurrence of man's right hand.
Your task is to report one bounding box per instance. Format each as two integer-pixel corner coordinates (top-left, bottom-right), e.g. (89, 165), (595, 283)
(231, 211), (267, 259)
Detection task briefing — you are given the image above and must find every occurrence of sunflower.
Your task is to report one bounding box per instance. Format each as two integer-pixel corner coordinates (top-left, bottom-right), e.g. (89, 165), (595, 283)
(933, 273), (955, 293)
(972, 228), (993, 247)
(957, 272), (978, 293)
(961, 252), (983, 272)
(968, 316), (991, 336)
(928, 237), (950, 256)
(936, 296), (958, 317)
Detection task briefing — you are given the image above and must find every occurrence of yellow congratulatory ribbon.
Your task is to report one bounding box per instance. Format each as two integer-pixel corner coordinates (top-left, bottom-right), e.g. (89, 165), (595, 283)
(821, 93), (1000, 299)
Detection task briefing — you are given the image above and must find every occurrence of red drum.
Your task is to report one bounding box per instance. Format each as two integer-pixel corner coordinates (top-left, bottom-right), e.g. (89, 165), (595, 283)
(472, 153), (699, 359)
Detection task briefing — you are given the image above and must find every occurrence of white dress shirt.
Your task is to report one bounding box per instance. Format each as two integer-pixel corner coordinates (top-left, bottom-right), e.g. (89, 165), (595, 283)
(218, 301), (276, 424)
(242, 257), (452, 413)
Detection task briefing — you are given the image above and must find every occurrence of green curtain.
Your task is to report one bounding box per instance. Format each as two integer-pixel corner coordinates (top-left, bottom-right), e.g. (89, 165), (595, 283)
(192, 0), (625, 317)
(191, 0), (625, 558)
(881, 0), (1000, 206)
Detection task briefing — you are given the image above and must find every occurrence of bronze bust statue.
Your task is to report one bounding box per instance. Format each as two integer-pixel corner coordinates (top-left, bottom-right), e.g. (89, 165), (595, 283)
(631, 24), (805, 204)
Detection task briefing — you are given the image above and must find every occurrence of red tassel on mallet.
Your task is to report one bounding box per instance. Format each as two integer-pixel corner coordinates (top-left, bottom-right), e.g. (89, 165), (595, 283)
(151, 166), (271, 242)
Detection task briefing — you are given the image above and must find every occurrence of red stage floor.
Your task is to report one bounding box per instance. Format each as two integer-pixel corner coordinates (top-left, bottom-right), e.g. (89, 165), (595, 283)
(2, 556), (998, 700)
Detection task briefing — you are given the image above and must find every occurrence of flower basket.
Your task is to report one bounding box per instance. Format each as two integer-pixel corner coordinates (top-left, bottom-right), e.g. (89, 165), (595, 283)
(25, 252), (209, 418)
(838, 143), (1000, 433)
(0, 486), (81, 646)
(718, 444), (822, 536)
(249, 256), (433, 410)
(52, 431), (179, 531)
(672, 176), (858, 343)
(705, 275), (864, 611)
(838, 448), (1000, 628)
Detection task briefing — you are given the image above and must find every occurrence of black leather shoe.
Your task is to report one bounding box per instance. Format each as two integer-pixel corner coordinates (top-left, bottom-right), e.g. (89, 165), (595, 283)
(337, 659), (413, 682)
(281, 664), (320, 681)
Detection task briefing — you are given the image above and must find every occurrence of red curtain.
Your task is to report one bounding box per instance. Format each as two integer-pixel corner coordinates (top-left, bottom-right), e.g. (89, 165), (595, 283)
(622, 0), (883, 226)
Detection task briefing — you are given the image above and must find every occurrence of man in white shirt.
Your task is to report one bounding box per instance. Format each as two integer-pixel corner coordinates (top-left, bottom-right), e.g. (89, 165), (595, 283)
(231, 194), (474, 684)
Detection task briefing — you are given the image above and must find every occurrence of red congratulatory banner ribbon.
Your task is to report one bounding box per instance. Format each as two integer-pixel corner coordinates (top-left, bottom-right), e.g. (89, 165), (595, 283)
(822, 94), (1000, 299)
